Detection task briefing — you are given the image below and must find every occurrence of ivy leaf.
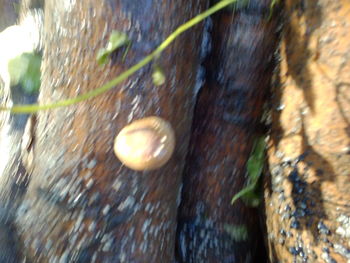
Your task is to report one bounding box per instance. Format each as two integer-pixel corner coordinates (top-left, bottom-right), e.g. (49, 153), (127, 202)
(241, 190), (261, 207)
(97, 31), (130, 65)
(223, 224), (249, 242)
(231, 137), (265, 206)
(268, 0), (280, 19)
(152, 67), (166, 86)
(8, 52), (42, 94)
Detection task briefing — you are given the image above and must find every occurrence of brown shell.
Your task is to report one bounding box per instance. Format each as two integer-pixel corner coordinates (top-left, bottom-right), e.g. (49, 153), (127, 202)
(114, 116), (175, 171)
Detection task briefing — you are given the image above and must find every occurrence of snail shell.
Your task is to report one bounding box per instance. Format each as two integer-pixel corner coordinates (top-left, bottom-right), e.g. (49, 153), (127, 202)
(114, 116), (175, 171)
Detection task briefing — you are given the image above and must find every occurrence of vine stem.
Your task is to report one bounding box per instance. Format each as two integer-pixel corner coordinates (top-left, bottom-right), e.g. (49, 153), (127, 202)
(1, 0), (238, 114)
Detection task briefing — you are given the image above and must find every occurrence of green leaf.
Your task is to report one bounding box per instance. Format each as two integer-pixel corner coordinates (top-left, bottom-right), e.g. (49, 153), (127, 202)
(152, 67), (166, 86)
(231, 137), (265, 206)
(223, 224), (249, 241)
(268, 0), (280, 19)
(97, 31), (130, 65)
(3, 0), (241, 113)
(8, 53), (42, 94)
(241, 190), (261, 207)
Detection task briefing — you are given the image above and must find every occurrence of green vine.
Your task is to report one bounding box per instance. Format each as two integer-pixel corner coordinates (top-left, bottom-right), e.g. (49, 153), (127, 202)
(1, 0), (240, 114)
(1, 0), (279, 114)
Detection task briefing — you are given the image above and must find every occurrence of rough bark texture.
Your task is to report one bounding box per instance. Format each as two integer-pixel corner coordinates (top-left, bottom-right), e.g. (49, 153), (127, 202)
(176, 1), (280, 262)
(0, 85), (35, 263)
(14, 0), (207, 262)
(0, 2), (38, 262)
(264, 0), (350, 262)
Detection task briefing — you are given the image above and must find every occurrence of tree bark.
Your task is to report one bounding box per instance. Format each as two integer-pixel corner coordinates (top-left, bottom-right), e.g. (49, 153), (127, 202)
(14, 0), (207, 262)
(0, 2), (39, 262)
(176, 1), (280, 262)
(264, 0), (350, 262)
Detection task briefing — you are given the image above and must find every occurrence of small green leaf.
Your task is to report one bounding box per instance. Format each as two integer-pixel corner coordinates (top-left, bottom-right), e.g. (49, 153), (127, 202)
(223, 224), (249, 241)
(152, 67), (166, 86)
(268, 0), (280, 19)
(241, 190), (261, 207)
(8, 53), (42, 94)
(231, 137), (265, 206)
(8, 55), (29, 85)
(97, 31), (130, 65)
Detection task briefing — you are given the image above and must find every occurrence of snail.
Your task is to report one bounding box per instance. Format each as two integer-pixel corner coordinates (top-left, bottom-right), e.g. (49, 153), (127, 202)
(114, 116), (175, 171)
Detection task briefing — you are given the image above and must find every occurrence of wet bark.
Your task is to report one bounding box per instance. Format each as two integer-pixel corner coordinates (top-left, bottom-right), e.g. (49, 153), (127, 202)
(176, 1), (280, 262)
(264, 0), (350, 262)
(12, 0), (207, 262)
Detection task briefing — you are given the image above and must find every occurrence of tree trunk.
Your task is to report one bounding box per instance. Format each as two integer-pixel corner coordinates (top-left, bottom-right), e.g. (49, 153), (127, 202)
(264, 0), (350, 262)
(13, 0), (207, 262)
(3, 0), (348, 262)
(176, 0), (280, 262)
